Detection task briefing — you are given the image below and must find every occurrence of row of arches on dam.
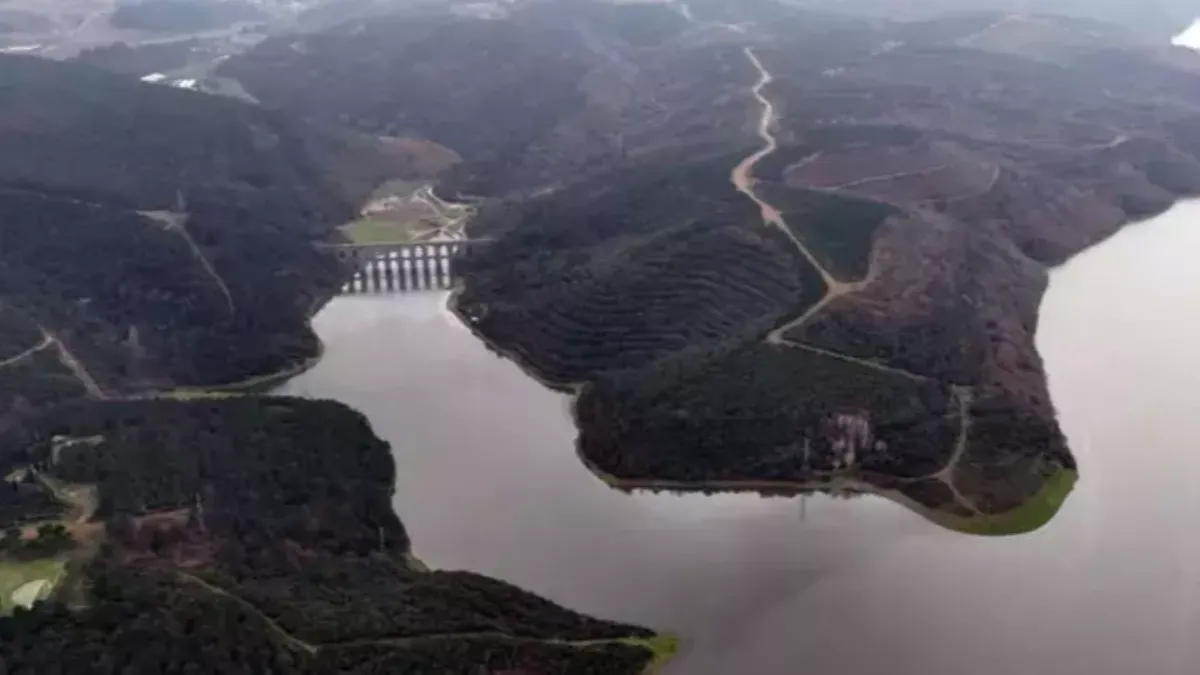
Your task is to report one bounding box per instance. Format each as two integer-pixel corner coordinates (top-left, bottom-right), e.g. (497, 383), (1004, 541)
(328, 241), (484, 295)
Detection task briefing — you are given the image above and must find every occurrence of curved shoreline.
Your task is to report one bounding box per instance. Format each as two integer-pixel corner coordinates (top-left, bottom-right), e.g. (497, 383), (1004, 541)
(448, 286), (1072, 536)
(220, 289), (680, 675)
(157, 293), (335, 398)
(166, 346), (325, 398)
(446, 287), (584, 396)
(77, 292), (679, 675)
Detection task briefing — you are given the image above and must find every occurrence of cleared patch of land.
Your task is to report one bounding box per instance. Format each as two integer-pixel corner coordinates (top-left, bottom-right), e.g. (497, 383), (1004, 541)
(783, 143), (998, 204)
(340, 182), (473, 244)
(0, 557), (66, 613)
(341, 216), (437, 244)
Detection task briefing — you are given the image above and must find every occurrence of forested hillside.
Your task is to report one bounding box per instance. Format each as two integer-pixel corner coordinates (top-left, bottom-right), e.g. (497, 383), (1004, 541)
(453, 4), (1200, 532)
(457, 149), (819, 383)
(0, 398), (666, 674)
(220, 0), (754, 197)
(0, 54), (433, 404)
(0, 37), (673, 673)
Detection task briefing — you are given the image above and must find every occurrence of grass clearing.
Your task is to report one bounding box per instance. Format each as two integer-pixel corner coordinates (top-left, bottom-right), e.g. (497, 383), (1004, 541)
(954, 468), (1079, 536)
(624, 634), (681, 674)
(341, 216), (435, 244)
(560, 633), (680, 674)
(0, 557), (66, 614)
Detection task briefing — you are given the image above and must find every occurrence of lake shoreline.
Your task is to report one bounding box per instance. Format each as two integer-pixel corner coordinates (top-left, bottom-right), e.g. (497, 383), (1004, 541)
(159, 290), (336, 397)
(234, 289), (680, 675)
(446, 287), (584, 396)
(447, 286), (1070, 536)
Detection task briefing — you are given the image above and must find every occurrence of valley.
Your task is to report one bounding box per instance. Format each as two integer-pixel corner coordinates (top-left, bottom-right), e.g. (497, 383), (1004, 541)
(4, 0), (1200, 673)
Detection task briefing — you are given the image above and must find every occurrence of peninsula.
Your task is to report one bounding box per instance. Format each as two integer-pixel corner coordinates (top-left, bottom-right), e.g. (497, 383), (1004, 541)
(222, 0), (1200, 534)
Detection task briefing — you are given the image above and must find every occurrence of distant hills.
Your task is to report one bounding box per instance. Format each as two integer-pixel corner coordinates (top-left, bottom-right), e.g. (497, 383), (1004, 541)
(770, 0), (1197, 41)
(220, 1), (752, 197)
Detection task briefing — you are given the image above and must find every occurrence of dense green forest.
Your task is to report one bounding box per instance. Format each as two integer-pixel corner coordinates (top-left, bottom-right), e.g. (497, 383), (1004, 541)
(220, 0), (753, 197)
(0, 53), (424, 397)
(0, 564), (657, 674)
(0, 473), (62, 528)
(204, 556), (649, 645)
(457, 151), (823, 384)
(0, 304), (45, 362)
(0, 347), (89, 425)
(7, 399), (405, 553)
(0, 399), (662, 674)
(578, 341), (960, 482)
(756, 182), (899, 282)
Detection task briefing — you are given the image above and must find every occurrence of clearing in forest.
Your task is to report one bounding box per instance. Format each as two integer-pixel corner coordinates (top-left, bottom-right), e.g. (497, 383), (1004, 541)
(341, 182), (472, 244)
(342, 215), (438, 244)
(0, 557), (66, 614)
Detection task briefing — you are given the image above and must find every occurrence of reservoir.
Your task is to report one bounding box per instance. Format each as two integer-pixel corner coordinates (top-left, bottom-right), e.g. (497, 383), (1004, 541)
(277, 199), (1200, 675)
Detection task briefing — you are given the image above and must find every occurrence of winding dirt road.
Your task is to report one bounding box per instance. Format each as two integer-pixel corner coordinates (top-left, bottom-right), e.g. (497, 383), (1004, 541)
(730, 49), (896, 359)
(731, 48), (844, 293)
(728, 48), (890, 350)
(728, 47), (983, 515)
(49, 333), (105, 399)
(0, 336), (52, 369)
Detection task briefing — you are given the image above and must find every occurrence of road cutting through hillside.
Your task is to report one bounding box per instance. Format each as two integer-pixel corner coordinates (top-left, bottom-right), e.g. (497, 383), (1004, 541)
(729, 48), (923, 371)
(0, 336), (52, 369)
(729, 46), (983, 515)
(731, 48), (847, 294)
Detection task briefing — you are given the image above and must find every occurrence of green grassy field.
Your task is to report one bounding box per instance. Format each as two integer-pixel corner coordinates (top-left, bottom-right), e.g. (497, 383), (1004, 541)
(625, 634), (681, 674)
(341, 217), (434, 244)
(956, 468), (1079, 536)
(561, 633), (680, 674)
(0, 557), (66, 614)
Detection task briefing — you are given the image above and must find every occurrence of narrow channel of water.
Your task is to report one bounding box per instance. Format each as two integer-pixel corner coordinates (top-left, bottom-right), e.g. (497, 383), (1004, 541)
(277, 199), (1200, 674)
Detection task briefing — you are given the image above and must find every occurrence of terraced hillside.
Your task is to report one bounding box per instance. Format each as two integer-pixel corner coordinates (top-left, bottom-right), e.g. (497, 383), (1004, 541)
(455, 5), (1200, 534)
(457, 152), (825, 384)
